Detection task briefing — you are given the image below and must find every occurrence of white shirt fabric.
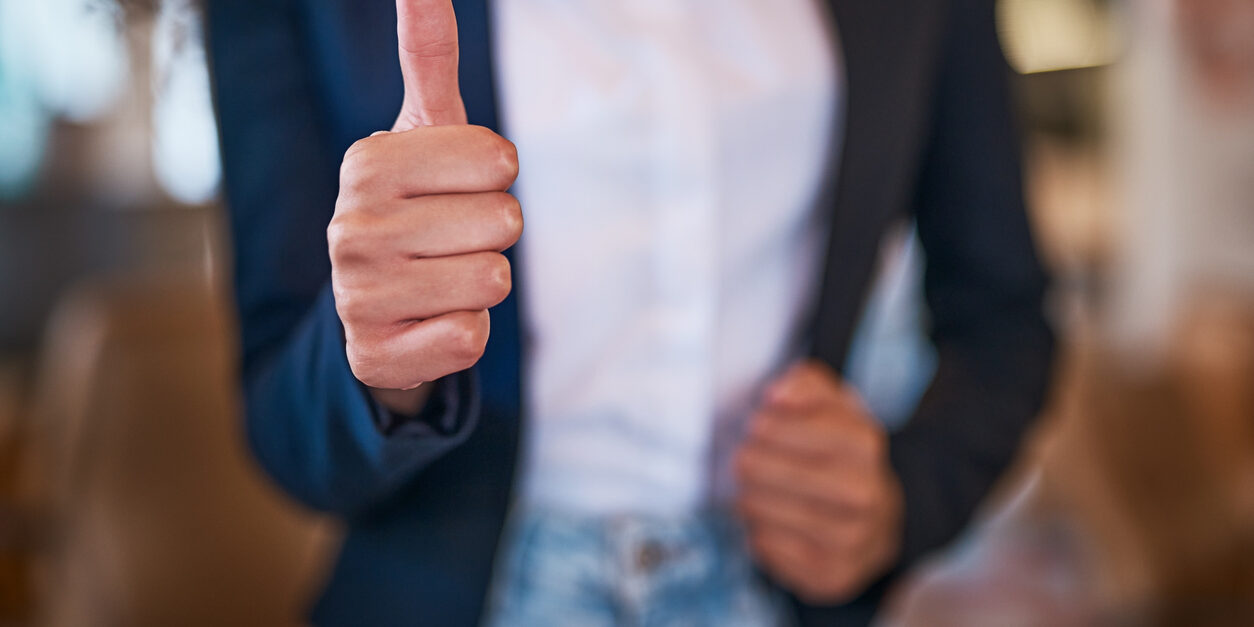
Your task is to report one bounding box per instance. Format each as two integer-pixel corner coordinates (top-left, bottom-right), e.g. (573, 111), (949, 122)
(493, 0), (844, 514)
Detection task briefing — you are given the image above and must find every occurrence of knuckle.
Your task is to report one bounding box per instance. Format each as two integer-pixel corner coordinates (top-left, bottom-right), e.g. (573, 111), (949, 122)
(498, 139), (520, 184)
(347, 338), (419, 390)
(481, 253), (513, 303)
(346, 356), (375, 386)
(346, 358), (374, 387)
(400, 37), (457, 60)
(342, 137), (370, 165)
(446, 314), (489, 369)
(496, 193), (524, 244)
(339, 138), (379, 192)
(476, 128), (518, 188)
(332, 285), (368, 327)
(332, 288), (356, 323)
(326, 217), (351, 259)
(345, 341), (386, 387)
(327, 215), (366, 263)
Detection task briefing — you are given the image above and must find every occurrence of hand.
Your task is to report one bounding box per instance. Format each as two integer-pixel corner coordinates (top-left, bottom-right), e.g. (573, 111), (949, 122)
(329, 0), (521, 406)
(735, 361), (903, 603)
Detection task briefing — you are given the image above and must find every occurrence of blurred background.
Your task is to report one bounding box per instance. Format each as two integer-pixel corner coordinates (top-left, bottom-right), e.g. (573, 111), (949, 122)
(0, 0), (1251, 625)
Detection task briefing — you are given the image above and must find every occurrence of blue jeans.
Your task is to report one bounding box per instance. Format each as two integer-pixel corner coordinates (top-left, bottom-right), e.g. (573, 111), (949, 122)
(483, 509), (790, 627)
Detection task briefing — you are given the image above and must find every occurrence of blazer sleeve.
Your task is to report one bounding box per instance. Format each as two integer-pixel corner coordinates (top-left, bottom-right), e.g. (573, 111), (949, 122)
(892, 0), (1055, 570)
(205, 0), (478, 517)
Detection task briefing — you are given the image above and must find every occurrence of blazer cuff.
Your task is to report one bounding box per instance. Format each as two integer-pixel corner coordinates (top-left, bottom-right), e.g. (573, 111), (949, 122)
(367, 369), (479, 440)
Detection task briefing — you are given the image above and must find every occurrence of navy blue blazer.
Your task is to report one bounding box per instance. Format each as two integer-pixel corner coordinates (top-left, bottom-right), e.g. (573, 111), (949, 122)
(207, 0), (1054, 624)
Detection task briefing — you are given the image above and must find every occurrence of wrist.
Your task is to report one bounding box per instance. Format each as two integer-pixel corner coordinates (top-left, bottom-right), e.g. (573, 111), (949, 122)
(369, 384), (433, 417)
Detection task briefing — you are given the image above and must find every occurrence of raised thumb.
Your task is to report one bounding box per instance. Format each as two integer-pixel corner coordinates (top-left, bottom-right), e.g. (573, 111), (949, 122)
(393, 0), (467, 130)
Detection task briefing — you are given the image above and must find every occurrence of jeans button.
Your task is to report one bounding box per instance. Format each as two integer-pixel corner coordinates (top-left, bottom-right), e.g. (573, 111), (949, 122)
(635, 540), (667, 573)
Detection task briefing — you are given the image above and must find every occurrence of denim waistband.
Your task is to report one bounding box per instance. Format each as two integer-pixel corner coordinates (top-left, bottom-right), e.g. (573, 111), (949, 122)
(483, 508), (788, 627)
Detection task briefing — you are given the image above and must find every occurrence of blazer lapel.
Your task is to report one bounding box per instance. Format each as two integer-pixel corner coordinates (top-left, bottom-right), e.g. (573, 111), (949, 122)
(810, 0), (948, 371)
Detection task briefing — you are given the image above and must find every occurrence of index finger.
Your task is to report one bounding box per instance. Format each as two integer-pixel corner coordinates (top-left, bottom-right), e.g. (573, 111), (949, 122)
(762, 361), (862, 413)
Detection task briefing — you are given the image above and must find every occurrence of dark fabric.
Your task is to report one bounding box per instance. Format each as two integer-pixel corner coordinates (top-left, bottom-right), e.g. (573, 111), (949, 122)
(206, 0), (1053, 624)
(793, 0), (1056, 624)
(205, 0), (477, 519)
(207, 1), (520, 623)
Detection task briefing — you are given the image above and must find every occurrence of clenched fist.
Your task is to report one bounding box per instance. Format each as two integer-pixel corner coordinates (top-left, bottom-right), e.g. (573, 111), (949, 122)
(736, 361), (903, 603)
(329, 0), (521, 405)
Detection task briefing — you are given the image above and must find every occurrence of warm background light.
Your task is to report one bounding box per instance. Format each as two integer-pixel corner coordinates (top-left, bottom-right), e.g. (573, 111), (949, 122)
(998, 0), (1123, 74)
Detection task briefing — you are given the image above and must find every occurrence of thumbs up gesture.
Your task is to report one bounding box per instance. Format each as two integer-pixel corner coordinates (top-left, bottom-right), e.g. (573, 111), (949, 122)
(329, 0), (521, 401)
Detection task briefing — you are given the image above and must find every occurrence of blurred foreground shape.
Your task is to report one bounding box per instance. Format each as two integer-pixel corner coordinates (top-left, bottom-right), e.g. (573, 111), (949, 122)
(12, 267), (337, 626)
(882, 293), (1254, 627)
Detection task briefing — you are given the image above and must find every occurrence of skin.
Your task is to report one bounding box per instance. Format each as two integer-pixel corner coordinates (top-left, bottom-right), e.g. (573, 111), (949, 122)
(333, 0), (903, 602)
(329, 0), (521, 413)
(735, 361), (903, 603)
